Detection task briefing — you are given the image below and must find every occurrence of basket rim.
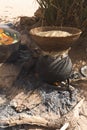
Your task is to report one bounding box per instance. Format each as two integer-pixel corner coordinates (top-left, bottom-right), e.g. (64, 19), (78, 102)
(30, 26), (82, 38)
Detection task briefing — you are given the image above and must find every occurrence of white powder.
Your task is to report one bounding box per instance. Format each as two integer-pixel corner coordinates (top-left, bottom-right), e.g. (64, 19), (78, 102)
(36, 30), (72, 37)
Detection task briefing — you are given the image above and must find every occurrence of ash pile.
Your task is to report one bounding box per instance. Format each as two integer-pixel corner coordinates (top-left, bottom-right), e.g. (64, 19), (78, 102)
(0, 44), (81, 129)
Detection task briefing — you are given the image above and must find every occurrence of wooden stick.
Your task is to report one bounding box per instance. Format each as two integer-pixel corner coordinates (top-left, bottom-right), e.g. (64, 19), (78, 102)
(60, 123), (69, 130)
(71, 77), (87, 82)
(0, 99), (84, 129)
(0, 114), (64, 129)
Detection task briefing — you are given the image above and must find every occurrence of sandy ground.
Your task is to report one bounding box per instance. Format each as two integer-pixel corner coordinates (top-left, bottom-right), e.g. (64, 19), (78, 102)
(0, 0), (39, 22)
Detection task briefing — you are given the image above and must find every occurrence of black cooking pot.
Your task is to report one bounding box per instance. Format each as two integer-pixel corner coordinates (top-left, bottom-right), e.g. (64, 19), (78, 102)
(37, 55), (72, 84)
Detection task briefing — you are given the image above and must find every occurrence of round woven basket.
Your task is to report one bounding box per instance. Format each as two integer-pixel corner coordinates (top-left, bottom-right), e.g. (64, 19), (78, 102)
(30, 26), (82, 52)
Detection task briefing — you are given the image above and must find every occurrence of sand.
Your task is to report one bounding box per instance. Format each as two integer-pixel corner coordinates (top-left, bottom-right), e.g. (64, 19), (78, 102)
(0, 0), (39, 22)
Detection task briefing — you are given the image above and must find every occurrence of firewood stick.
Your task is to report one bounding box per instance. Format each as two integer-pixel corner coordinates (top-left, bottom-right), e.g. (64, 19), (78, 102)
(62, 98), (85, 129)
(71, 77), (87, 82)
(0, 114), (64, 129)
(60, 122), (69, 130)
(0, 99), (84, 129)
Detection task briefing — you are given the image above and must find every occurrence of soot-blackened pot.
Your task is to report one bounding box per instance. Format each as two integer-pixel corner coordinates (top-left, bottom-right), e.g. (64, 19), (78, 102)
(37, 54), (72, 84)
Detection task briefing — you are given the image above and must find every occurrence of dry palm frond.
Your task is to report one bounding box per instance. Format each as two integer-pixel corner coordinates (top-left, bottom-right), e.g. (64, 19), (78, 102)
(36, 0), (87, 35)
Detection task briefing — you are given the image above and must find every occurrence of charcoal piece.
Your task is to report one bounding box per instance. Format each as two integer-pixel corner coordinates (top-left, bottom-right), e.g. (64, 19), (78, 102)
(70, 71), (82, 79)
